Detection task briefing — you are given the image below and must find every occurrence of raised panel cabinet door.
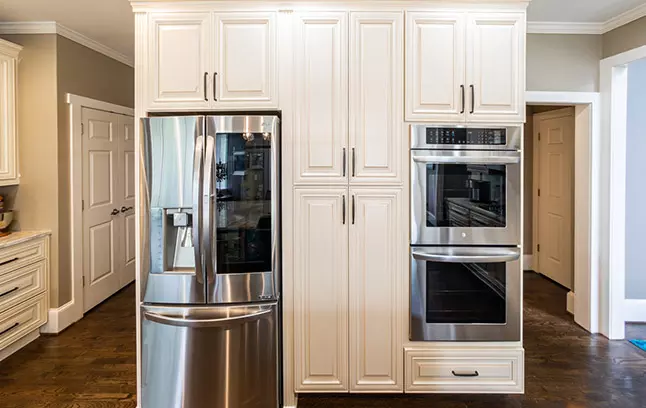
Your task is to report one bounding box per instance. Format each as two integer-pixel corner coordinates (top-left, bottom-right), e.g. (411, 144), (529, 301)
(405, 12), (466, 122)
(350, 12), (403, 185)
(293, 188), (349, 392)
(466, 12), (525, 123)
(349, 188), (403, 392)
(293, 13), (349, 185)
(148, 13), (211, 110)
(214, 12), (277, 108)
(0, 53), (18, 185)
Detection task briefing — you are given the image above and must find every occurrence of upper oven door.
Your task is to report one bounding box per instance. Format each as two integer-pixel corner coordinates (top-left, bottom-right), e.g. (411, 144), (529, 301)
(411, 150), (520, 246)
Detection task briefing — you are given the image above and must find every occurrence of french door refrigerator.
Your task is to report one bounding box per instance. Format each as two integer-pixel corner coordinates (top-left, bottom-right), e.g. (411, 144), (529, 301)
(140, 115), (280, 408)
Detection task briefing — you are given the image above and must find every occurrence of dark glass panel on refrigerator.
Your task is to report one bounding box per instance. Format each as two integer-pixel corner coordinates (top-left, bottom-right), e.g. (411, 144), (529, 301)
(426, 163), (506, 228)
(425, 261), (506, 324)
(215, 132), (272, 274)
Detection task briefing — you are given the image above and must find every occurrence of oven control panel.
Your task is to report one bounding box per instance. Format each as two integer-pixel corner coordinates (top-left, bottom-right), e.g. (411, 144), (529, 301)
(426, 128), (507, 145)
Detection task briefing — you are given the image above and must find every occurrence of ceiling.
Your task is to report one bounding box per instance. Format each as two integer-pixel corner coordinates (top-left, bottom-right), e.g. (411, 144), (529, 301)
(0, 0), (644, 64)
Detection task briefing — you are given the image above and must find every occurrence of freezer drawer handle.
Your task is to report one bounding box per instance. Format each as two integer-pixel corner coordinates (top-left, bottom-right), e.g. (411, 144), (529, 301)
(412, 250), (520, 264)
(452, 370), (479, 377)
(143, 306), (273, 328)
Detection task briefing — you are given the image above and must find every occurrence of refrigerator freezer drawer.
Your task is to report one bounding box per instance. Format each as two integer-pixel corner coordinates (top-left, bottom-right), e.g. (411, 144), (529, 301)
(141, 303), (279, 408)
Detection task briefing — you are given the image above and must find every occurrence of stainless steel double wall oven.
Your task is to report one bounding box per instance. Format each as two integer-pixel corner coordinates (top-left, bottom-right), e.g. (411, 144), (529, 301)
(141, 115), (281, 408)
(410, 125), (522, 342)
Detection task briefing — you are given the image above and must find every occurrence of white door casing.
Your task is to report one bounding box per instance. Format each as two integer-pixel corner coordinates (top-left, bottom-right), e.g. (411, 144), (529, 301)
(118, 115), (136, 289)
(293, 12), (349, 185)
(405, 12), (466, 122)
(350, 12), (403, 185)
(148, 13), (211, 110)
(536, 108), (575, 289)
(349, 188), (403, 392)
(215, 12), (277, 107)
(293, 188), (349, 392)
(82, 108), (122, 312)
(467, 12), (525, 122)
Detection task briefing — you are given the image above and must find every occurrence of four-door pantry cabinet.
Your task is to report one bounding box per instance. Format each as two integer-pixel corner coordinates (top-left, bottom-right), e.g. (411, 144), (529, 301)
(131, 0), (528, 406)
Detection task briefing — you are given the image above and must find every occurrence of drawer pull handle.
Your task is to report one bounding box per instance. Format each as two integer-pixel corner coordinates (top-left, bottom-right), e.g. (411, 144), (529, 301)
(0, 287), (19, 298)
(0, 322), (19, 337)
(0, 257), (19, 267)
(452, 370), (479, 377)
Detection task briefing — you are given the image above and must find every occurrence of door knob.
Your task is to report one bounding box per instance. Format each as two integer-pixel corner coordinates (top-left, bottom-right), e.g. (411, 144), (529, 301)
(121, 206), (133, 213)
(110, 209), (120, 216)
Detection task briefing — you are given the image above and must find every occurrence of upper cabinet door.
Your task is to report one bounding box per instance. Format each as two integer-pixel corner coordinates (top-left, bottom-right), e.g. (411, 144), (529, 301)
(350, 12), (403, 185)
(0, 48), (19, 185)
(148, 13), (211, 110)
(466, 12), (525, 123)
(293, 12), (349, 185)
(214, 12), (277, 108)
(405, 12), (466, 122)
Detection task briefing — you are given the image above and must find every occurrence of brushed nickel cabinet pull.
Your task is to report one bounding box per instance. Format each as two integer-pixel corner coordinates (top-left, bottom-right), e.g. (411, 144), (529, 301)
(213, 72), (218, 102)
(460, 85), (465, 114)
(470, 85), (475, 114)
(204, 72), (209, 101)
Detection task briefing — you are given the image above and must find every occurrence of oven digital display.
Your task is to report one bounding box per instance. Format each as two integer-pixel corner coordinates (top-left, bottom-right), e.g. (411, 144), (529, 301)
(426, 128), (507, 145)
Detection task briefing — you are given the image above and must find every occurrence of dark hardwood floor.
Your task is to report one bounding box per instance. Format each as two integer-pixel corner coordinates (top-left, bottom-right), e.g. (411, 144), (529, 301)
(0, 272), (644, 408)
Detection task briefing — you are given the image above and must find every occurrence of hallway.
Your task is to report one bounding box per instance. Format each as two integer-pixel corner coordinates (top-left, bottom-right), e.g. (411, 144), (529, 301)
(0, 274), (645, 407)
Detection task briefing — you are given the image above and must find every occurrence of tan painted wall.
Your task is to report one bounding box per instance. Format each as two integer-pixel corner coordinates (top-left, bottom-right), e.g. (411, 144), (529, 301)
(0, 34), (60, 307)
(527, 34), (602, 92)
(603, 16), (646, 59)
(55, 36), (134, 306)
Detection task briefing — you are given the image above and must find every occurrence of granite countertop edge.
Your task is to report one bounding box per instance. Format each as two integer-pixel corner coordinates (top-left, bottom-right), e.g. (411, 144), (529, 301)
(0, 230), (52, 249)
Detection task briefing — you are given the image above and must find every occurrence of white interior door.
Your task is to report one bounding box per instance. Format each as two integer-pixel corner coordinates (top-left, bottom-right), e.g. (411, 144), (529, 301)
(536, 108), (575, 289)
(117, 115), (136, 288)
(82, 108), (122, 312)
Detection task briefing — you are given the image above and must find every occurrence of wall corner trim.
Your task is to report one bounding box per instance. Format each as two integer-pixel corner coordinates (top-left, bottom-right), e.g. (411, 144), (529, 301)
(0, 21), (134, 67)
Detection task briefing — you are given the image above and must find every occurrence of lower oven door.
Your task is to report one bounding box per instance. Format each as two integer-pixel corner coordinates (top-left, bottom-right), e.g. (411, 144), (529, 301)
(410, 247), (521, 342)
(411, 150), (521, 246)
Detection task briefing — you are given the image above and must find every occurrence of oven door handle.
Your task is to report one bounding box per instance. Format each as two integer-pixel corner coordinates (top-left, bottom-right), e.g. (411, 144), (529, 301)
(412, 249), (520, 264)
(412, 156), (520, 165)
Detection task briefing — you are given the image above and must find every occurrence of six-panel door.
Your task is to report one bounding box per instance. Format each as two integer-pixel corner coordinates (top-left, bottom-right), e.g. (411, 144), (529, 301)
(350, 12), (403, 185)
(148, 13), (211, 110)
(293, 188), (349, 392)
(293, 12), (349, 185)
(467, 12), (525, 123)
(215, 12), (277, 108)
(349, 188), (404, 392)
(405, 12), (466, 122)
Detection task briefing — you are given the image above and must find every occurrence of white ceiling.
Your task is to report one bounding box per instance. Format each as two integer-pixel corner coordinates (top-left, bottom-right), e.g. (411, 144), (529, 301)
(0, 0), (644, 63)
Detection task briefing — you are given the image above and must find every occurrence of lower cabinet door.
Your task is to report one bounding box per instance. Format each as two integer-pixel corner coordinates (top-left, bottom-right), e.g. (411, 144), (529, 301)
(293, 188), (349, 391)
(349, 188), (403, 392)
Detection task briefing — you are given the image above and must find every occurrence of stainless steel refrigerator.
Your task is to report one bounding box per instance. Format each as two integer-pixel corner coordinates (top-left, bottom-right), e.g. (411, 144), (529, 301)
(140, 115), (280, 408)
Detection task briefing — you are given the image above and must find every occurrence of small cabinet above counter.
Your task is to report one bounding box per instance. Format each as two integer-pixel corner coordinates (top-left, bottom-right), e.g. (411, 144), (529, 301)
(0, 39), (22, 186)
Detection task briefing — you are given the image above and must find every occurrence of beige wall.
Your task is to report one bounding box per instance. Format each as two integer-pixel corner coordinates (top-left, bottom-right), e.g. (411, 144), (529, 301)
(56, 36), (134, 305)
(603, 16), (646, 59)
(0, 34), (60, 307)
(527, 34), (602, 92)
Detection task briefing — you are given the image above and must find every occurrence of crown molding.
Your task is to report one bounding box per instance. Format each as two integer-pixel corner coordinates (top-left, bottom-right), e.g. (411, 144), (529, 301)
(527, 21), (603, 35)
(0, 21), (133, 67)
(0, 38), (23, 58)
(602, 2), (646, 34)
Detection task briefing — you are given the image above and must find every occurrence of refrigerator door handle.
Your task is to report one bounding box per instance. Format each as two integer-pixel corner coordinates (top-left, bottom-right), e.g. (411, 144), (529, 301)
(142, 305), (275, 328)
(203, 134), (216, 284)
(193, 135), (204, 284)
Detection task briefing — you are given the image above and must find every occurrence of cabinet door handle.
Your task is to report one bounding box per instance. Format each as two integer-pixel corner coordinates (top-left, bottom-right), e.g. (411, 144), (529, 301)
(0, 322), (19, 337)
(452, 370), (479, 377)
(352, 148), (356, 177)
(0, 287), (19, 298)
(0, 257), (18, 267)
(470, 85), (475, 114)
(204, 72), (209, 101)
(213, 72), (218, 102)
(352, 195), (356, 225)
(460, 85), (465, 114)
(342, 148), (346, 177)
(342, 195), (346, 225)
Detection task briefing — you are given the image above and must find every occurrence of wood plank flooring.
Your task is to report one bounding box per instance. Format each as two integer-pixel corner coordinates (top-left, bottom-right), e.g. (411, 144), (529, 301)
(0, 272), (644, 407)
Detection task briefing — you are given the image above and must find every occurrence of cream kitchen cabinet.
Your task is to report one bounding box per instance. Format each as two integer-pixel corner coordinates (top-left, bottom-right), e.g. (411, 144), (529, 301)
(294, 11), (403, 186)
(0, 39), (21, 186)
(405, 11), (525, 123)
(147, 11), (277, 111)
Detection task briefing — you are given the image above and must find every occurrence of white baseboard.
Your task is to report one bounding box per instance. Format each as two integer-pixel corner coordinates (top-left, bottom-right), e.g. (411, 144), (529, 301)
(40, 299), (83, 334)
(625, 299), (646, 322)
(0, 329), (39, 362)
(523, 254), (534, 271)
(567, 291), (575, 315)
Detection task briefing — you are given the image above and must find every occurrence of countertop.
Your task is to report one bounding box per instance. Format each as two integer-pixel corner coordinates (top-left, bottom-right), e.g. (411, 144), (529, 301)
(0, 230), (51, 249)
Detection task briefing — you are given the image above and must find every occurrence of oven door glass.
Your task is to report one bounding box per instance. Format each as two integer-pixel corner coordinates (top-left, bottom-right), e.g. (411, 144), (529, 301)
(410, 247), (521, 342)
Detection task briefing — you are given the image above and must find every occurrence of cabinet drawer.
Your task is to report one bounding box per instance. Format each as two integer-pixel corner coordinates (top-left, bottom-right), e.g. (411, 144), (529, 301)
(405, 348), (523, 393)
(0, 293), (47, 350)
(0, 260), (47, 313)
(0, 238), (47, 276)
